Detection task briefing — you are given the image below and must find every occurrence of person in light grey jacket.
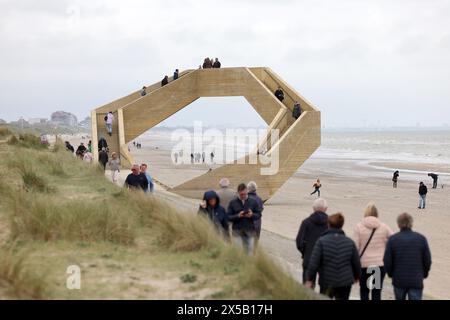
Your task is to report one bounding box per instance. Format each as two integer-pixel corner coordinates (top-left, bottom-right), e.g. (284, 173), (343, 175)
(108, 152), (120, 182)
(215, 178), (236, 211)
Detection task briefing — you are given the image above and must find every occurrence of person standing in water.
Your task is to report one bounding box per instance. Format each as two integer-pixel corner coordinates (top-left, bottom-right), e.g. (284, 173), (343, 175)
(310, 179), (322, 198)
(392, 171), (399, 188)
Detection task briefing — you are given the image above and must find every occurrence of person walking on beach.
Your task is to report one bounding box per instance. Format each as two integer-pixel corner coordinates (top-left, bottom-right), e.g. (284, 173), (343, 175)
(384, 213), (432, 300)
(198, 190), (229, 238)
(140, 163), (154, 193)
(216, 178), (236, 210)
(296, 198), (329, 287)
(190, 153), (194, 164)
(105, 111), (114, 136)
(292, 101), (302, 120)
(418, 182), (428, 209)
(274, 87), (284, 102)
(353, 204), (393, 300)
(140, 86), (147, 97)
(161, 75), (169, 86)
(210, 151), (215, 163)
(124, 164), (149, 191)
(306, 213), (361, 300)
(428, 173), (439, 189)
(212, 58), (221, 68)
(98, 147), (109, 171)
(392, 170), (399, 188)
(247, 181), (264, 245)
(227, 183), (262, 255)
(310, 179), (322, 197)
(108, 152), (120, 183)
(173, 69), (179, 80)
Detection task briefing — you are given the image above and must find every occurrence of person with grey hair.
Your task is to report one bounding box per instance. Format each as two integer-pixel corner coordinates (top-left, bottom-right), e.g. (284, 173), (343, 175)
(384, 213), (432, 300)
(215, 178), (236, 211)
(247, 181), (264, 242)
(296, 198), (329, 287)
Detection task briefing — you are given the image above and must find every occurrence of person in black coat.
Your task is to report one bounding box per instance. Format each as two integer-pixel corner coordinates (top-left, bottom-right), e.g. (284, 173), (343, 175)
(428, 173), (439, 189)
(161, 75), (169, 86)
(124, 164), (148, 191)
(306, 213), (361, 300)
(296, 198), (329, 286)
(198, 190), (229, 238)
(392, 170), (399, 188)
(292, 101), (302, 119)
(383, 212), (432, 300)
(418, 182), (428, 209)
(173, 69), (179, 80)
(98, 136), (108, 151)
(274, 87), (284, 102)
(98, 147), (109, 170)
(212, 58), (221, 68)
(65, 141), (75, 153)
(227, 183), (261, 255)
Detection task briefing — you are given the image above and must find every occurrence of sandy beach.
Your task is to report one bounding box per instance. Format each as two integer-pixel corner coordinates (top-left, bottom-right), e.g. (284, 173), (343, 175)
(63, 131), (450, 299)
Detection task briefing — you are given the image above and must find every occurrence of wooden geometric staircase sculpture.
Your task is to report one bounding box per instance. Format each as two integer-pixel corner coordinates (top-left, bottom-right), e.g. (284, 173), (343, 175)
(92, 67), (321, 201)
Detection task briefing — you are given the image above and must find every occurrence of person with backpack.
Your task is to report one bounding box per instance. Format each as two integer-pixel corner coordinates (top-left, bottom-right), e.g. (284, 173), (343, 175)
(353, 204), (393, 300)
(105, 111), (114, 136)
(292, 101), (302, 119)
(418, 182), (428, 209)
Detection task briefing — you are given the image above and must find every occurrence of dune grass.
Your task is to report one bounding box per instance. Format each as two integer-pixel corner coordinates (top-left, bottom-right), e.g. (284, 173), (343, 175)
(0, 137), (318, 300)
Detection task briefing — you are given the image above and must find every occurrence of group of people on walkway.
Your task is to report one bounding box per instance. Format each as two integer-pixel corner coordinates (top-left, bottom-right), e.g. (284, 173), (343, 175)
(65, 140), (94, 164)
(296, 198), (432, 300)
(198, 178), (264, 255)
(273, 87), (303, 120)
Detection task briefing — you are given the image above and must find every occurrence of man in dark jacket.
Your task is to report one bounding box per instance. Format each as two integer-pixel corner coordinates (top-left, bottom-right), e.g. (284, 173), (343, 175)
(173, 69), (179, 80)
(212, 58), (221, 68)
(198, 190), (229, 238)
(274, 87), (284, 102)
(306, 213), (361, 300)
(161, 75), (169, 86)
(98, 147), (109, 170)
(292, 101), (302, 119)
(124, 164), (149, 191)
(418, 182), (428, 209)
(296, 198), (329, 286)
(98, 136), (108, 151)
(384, 212), (432, 300)
(227, 183), (261, 255)
(247, 181), (264, 242)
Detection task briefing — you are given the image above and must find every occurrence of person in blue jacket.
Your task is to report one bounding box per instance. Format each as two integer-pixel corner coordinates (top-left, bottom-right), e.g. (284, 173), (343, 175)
(198, 190), (229, 239)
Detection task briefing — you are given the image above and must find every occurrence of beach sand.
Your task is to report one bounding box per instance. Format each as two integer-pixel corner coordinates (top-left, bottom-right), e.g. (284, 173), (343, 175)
(63, 133), (450, 299)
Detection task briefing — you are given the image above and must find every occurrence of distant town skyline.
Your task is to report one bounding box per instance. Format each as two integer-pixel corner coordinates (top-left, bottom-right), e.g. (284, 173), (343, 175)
(1, 0), (449, 128)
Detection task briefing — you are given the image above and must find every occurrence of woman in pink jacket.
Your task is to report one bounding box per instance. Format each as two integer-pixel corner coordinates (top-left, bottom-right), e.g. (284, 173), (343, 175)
(353, 204), (393, 300)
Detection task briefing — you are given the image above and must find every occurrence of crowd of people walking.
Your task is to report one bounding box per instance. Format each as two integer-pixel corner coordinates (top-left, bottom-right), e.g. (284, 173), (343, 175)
(296, 199), (432, 300)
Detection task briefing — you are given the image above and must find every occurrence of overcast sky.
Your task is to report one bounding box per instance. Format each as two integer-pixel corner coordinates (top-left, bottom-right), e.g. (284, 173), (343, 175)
(1, 0), (449, 128)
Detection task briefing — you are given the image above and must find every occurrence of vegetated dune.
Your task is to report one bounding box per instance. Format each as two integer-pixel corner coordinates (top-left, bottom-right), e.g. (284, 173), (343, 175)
(0, 130), (319, 300)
